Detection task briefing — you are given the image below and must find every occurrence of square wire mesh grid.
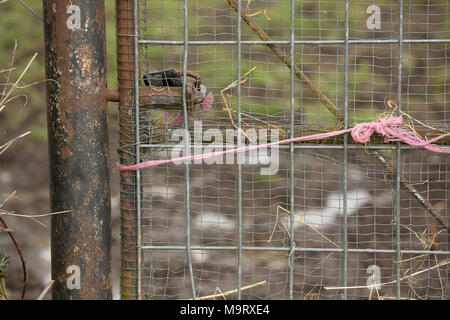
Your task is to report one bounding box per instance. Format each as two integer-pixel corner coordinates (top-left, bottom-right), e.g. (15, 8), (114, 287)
(120, 0), (450, 300)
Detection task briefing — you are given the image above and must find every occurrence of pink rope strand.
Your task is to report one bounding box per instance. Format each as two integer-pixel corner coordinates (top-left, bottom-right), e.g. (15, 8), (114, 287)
(118, 116), (450, 171)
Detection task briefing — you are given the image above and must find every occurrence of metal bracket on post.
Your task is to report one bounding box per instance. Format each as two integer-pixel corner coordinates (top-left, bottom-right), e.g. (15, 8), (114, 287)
(43, 0), (112, 299)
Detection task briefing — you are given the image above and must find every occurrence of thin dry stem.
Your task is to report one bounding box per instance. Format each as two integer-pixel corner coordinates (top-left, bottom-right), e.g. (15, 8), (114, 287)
(221, 67), (257, 142)
(400, 224), (432, 251)
(226, 0), (343, 121)
(241, 111), (286, 135)
(189, 280), (267, 300)
(0, 52), (38, 113)
(433, 255), (444, 300)
(242, 0), (270, 20)
(308, 251), (335, 275)
(325, 258), (449, 291)
(0, 67), (16, 74)
(0, 209), (72, 228)
(394, 254), (429, 264)
(267, 205), (291, 245)
(36, 280), (55, 300)
(1, 40), (17, 99)
(269, 206), (342, 273)
(0, 209), (72, 219)
(0, 216), (28, 299)
(386, 99), (447, 134)
(302, 283), (319, 300)
(371, 150), (450, 234)
(213, 286), (227, 300)
(297, 211), (341, 248)
(0, 45), (41, 300)
(0, 191), (17, 208)
(0, 131), (31, 156)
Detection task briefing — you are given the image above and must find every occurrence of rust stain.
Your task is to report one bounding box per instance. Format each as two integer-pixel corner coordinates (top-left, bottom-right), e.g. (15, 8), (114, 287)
(61, 145), (72, 160)
(116, 0), (139, 300)
(44, 0), (111, 300)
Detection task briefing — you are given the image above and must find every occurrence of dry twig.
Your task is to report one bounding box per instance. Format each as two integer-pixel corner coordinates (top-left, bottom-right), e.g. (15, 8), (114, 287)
(371, 151), (449, 234)
(324, 258), (449, 291)
(0, 43), (40, 300)
(0, 216), (28, 299)
(189, 280), (267, 300)
(36, 280), (55, 300)
(221, 67), (260, 142)
(226, 0), (343, 121)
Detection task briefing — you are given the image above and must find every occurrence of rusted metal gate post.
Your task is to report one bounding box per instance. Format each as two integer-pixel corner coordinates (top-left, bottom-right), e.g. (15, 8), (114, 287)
(116, 0), (139, 299)
(44, 0), (112, 299)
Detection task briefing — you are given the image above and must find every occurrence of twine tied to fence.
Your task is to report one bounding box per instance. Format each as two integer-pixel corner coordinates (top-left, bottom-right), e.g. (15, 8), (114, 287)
(117, 116), (450, 171)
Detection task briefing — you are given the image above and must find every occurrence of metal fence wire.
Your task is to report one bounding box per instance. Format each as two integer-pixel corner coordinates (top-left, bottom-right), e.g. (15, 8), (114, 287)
(117, 0), (450, 300)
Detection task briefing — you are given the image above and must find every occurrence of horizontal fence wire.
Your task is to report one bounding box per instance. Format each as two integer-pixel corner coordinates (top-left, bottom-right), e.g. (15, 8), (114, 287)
(140, 246), (450, 255)
(139, 39), (450, 44)
(121, 0), (450, 300)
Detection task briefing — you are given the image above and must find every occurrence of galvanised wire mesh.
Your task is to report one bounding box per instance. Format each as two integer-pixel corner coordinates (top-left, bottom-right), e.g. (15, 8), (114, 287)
(119, 0), (450, 300)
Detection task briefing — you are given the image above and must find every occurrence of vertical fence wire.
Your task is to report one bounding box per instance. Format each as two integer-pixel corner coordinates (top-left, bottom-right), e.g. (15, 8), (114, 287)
(133, 0), (142, 300)
(343, 0), (349, 300)
(288, 0), (295, 301)
(182, 0), (197, 299)
(395, 0), (404, 300)
(236, 0), (243, 300)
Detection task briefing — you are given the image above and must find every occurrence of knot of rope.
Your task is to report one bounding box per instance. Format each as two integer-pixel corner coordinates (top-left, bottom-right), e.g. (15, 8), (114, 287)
(351, 116), (450, 153)
(351, 116), (403, 144)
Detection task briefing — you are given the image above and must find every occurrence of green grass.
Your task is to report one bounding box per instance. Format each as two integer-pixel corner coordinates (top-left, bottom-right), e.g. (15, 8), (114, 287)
(28, 124), (47, 141)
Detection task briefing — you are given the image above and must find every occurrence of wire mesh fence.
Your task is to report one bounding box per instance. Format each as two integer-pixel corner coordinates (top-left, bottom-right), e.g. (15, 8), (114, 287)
(118, 0), (450, 300)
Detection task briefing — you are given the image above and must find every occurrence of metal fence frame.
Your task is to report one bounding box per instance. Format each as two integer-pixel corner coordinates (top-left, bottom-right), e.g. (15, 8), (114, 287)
(119, 0), (450, 300)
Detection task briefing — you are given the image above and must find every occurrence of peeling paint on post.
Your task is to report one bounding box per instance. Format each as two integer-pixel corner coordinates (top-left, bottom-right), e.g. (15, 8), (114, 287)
(43, 0), (112, 299)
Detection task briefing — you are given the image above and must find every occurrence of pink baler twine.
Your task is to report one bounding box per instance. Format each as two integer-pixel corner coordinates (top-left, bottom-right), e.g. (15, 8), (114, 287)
(118, 116), (450, 171)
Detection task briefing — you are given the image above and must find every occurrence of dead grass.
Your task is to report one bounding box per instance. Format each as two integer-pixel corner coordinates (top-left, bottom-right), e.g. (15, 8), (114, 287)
(0, 42), (41, 300)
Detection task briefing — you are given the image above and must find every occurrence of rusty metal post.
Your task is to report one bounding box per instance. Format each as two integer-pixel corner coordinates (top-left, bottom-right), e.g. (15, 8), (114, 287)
(116, 0), (139, 299)
(43, 0), (112, 299)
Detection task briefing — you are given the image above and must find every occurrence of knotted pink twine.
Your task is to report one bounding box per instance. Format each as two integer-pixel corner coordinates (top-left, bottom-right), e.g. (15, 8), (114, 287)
(118, 116), (450, 171)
